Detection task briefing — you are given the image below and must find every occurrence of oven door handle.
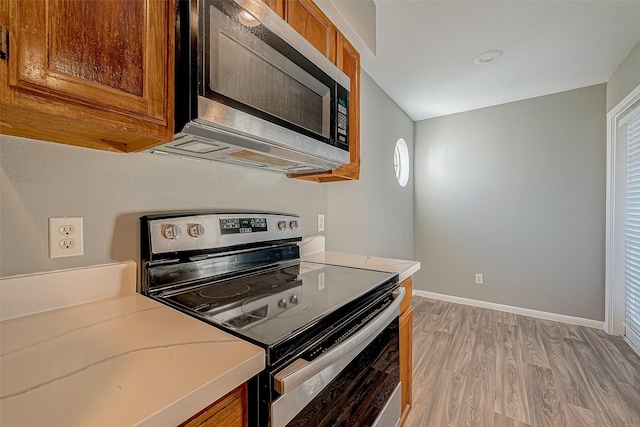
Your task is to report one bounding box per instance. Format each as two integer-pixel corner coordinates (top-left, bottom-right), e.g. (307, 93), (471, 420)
(273, 286), (405, 395)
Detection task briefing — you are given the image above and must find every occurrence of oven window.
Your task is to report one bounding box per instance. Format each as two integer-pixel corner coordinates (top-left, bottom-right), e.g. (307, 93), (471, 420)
(286, 318), (400, 426)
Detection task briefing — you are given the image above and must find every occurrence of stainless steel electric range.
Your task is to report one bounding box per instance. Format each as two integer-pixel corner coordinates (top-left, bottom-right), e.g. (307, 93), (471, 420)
(140, 212), (404, 427)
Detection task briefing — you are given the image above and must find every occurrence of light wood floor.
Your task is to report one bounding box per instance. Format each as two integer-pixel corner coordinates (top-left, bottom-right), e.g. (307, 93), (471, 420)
(404, 297), (640, 427)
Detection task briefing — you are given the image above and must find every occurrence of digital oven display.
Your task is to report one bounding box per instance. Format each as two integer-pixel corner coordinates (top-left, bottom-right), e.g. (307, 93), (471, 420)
(220, 217), (268, 234)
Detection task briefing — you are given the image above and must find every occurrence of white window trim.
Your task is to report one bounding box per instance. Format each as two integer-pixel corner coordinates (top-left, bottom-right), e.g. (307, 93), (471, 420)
(605, 83), (640, 335)
(394, 138), (410, 187)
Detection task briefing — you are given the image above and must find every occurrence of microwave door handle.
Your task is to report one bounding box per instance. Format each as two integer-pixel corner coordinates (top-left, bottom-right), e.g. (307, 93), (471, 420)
(273, 287), (405, 395)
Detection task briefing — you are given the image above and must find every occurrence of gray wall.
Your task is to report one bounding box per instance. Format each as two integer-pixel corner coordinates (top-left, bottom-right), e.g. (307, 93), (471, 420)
(413, 84), (607, 321)
(0, 137), (326, 277)
(607, 41), (640, 112)
(0, 73), (414, 278)
(326, 72), (414, 260)
(315, 0), (376, 61)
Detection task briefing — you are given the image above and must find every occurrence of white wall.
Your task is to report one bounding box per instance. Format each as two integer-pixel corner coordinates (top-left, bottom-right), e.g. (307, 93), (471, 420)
(607, 41), (640, 112)
(326, 72), (414, 260)
(0, 136), (327, 277)
(413, 84), (607, 321)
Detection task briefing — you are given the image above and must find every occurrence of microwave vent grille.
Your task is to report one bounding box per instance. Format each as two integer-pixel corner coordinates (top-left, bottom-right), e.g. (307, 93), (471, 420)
(226, 150), (299, 167)
(172, 140), (227, 154)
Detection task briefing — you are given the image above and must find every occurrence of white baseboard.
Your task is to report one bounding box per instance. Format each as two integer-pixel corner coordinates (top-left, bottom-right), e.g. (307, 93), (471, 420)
(413, 290), (605, 330)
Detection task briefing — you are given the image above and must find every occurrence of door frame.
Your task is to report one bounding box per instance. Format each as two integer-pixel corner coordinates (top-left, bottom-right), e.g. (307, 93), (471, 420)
(605, 83), (640, 335)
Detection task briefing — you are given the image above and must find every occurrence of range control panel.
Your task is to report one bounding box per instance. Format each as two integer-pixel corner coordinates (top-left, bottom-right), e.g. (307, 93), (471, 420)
(147, 213), (302, 255)
(220, 217), (268, 234)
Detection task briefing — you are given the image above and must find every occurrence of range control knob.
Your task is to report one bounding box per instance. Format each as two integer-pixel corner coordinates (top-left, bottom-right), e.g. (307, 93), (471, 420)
(278, 298), (288, 308)
(277, 221), (287, 231)
(289, 220), (299, 230)
(290, 294), (299, 304)
(162, 224), (182, 240)
(188, 223), (205, 238)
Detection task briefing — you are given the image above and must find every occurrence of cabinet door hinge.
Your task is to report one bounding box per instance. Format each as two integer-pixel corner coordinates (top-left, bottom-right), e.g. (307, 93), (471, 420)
(0, 25), (8, 60)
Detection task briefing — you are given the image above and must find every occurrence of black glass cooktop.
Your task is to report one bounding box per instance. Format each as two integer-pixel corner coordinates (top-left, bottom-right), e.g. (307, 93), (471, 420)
(165, 262), (397, 347)
(168, 264), (302, 314)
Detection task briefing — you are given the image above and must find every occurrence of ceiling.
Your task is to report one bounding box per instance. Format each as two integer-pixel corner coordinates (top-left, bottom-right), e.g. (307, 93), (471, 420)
(362, 1), (640, 121)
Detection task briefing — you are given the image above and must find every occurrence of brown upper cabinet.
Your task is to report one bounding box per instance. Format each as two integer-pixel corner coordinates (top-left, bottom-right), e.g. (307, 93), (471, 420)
(272, 0), (361, 182)
(1, 0), (359, 181)
(285, 0), (336, 64)
(0, 0), (174, 153)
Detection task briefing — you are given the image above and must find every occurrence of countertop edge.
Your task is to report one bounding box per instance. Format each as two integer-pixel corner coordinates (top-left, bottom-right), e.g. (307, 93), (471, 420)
(138, 348), (264, 427)
(301, 251), (420, 283)
(398, 263), (421, 283)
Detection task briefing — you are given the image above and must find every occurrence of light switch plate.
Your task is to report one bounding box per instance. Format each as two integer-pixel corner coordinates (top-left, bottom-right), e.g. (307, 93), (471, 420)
(49, 217), (84, 258)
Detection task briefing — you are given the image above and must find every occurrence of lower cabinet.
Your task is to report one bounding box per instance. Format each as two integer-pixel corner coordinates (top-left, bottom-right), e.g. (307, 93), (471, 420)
(399, 277), (413, 426)
(180, 383), (247, 427)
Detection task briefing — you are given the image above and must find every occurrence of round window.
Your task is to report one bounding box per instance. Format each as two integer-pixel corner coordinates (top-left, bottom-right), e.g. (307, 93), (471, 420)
(394, 138), (410, 187)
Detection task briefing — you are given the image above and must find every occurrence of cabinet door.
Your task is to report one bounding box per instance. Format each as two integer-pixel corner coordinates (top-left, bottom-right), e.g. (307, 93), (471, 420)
(335, 32), (360, 178)
(1, 0), (173, 152)
(261, 0), (285, 19)
(399, 307), (413, 426)
(285, 0), (336, 63)
(399, 277), (413, 425)
(180, 383), (247, 427)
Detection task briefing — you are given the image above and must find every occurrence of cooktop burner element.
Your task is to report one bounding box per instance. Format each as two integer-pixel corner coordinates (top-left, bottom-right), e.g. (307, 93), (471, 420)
(167, 266), (302, 315)
(199, 283), (250, 299)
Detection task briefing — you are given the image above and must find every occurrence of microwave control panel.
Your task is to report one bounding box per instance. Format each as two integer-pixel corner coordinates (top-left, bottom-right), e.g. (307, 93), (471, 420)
(337, 102), (348, 143)
(336, 91), (349, 150)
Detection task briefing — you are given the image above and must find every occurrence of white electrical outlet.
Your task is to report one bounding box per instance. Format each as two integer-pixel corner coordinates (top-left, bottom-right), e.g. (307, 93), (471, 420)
(475, 273), (483, 285)
(318, 272), (325, 290)
(318, 214), (325, 232)
(49, 217), (84, 258)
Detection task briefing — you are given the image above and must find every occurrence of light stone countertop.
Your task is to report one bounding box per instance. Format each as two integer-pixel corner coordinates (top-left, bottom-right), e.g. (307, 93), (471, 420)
(1, 250), (418, 426)
(302, 250), (420, 283)
(0, 262), (264, 427)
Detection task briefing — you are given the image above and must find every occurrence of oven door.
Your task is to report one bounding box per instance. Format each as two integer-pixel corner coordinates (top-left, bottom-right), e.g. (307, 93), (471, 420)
(270, 287), (404, 427)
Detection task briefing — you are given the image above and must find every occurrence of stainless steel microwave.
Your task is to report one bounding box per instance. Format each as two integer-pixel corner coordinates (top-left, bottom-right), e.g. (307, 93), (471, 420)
(149, 0), (351, 175)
